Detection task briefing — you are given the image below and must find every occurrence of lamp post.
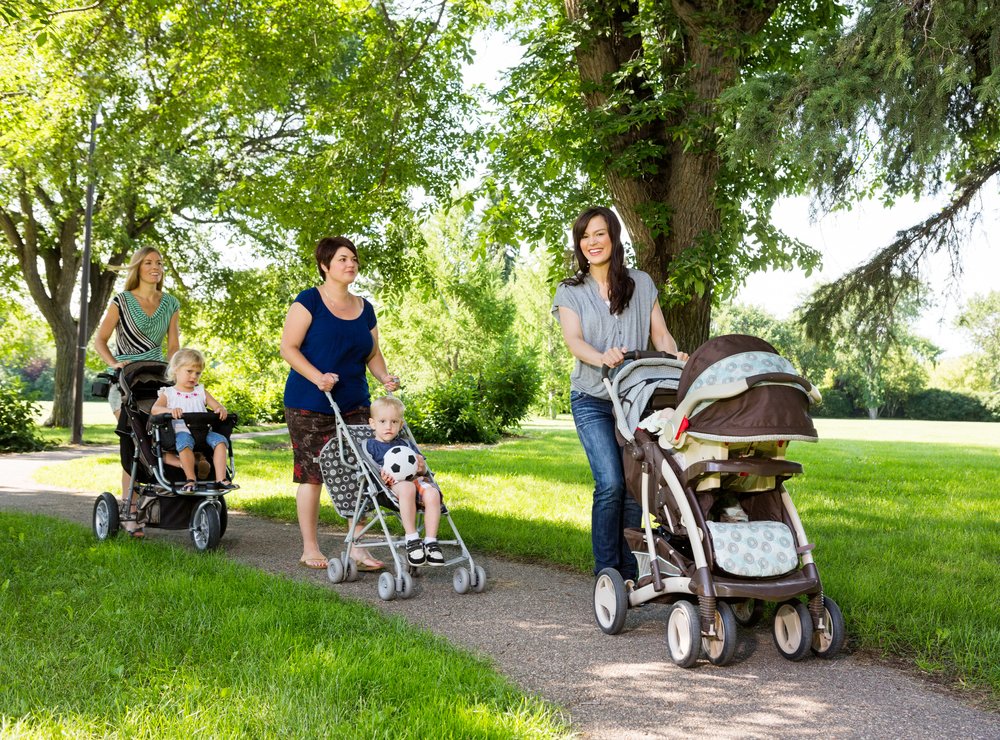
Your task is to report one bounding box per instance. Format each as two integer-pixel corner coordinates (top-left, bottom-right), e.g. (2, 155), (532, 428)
(72, 107), (99, 445)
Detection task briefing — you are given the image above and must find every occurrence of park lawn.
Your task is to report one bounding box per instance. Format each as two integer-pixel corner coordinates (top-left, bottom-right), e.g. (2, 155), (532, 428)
(32, 420), (1000, 703)
(0, 511), (569, 738)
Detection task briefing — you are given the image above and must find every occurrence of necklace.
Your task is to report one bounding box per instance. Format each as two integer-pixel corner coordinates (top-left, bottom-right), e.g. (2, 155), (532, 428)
(319, 285), (354, 310)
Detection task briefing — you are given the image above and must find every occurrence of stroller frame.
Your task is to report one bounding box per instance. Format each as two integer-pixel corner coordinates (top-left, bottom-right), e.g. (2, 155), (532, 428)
(592, 348), (845, 668)
(319, 392), (485, 600)
(91, 361), (238, 552)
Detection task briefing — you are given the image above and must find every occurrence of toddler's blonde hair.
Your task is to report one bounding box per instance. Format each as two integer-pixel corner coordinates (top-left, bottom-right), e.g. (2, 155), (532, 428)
(166, 348), (205, 381)
(370, 395), (404, 417)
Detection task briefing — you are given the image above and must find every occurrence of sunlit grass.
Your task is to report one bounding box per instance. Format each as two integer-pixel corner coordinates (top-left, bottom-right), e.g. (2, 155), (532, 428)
(0, 511), (569, 738)
(31, 419), (1000, 701)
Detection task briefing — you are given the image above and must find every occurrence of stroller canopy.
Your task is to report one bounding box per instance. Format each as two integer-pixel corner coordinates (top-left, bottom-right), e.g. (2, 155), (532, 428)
(677, 334), (818, 443)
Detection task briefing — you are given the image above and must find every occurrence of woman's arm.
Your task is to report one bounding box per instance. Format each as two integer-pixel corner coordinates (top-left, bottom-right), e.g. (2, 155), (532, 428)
(94, 303), (124, 368)
(279, 302), (337, 392)
(165, 308), (180, 359)
(649, 303), (679, 355)
(366, 327), (400, 391)
(557, 306), (628, 369)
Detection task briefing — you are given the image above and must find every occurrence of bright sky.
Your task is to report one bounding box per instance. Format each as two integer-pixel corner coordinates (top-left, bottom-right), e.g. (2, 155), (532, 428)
(749, 193), (999, 358)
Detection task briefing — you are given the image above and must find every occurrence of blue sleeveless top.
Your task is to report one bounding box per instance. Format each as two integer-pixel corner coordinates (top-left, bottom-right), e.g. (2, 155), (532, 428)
(283, 288), (377, 414)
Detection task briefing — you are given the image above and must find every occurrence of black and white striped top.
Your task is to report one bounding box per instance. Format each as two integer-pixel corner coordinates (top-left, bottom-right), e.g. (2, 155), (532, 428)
(110, 290), (180, 362)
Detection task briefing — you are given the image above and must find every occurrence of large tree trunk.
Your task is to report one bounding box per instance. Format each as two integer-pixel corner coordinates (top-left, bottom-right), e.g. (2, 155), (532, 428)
(564, 0), (778, 352)
(1, 170), (125, 427)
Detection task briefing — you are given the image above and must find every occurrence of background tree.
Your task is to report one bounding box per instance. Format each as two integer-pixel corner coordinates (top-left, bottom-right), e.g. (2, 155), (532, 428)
(0, 0), (478, 425)
(957, 290), (1000, 396)
(477, 0), (841, 350)
(726, 3), (1000, 337)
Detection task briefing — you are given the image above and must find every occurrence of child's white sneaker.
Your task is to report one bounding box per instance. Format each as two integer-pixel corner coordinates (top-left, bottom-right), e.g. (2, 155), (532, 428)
(405, 538), (426, 566)
(424, 541), (445, 566)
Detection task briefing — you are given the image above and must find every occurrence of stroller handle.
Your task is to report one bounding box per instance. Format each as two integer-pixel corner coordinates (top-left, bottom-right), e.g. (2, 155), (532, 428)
(601, 350), (679, 381)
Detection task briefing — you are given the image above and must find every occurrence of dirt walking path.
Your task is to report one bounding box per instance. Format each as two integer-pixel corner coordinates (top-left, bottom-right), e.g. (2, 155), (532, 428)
(2, 446), (998, 739)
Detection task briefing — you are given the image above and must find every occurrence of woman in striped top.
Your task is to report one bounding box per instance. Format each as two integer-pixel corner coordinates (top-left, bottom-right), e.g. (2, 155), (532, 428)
(95, 246), (181, 417)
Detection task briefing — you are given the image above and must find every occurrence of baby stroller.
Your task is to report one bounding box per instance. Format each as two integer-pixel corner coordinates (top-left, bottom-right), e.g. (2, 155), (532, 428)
(90, 361), (238, 552)
(317, 392), (485, 600)
(591, 335), (845, 668)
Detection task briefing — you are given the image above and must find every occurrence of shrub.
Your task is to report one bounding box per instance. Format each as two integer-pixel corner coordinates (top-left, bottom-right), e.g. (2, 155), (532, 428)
(902, 389), (995, 422)
(0, 376), (44, 452)
(811, 387), (854, 418)
(204, 371), (285, 426)
(478, 347), (541, 432)
(404, 375), (500, 444)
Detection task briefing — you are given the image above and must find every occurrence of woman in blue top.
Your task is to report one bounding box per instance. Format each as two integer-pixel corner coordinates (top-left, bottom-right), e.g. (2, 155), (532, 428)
(280, 236), (400, 571)
(552, 207), (687, 581)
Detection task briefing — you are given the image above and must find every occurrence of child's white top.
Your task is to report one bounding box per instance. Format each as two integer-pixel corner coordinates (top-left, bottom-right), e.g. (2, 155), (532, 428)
(158, 384), (208, 434)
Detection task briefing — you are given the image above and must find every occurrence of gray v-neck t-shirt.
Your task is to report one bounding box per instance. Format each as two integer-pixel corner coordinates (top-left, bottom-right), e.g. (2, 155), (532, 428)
(551, 269), (659, 400)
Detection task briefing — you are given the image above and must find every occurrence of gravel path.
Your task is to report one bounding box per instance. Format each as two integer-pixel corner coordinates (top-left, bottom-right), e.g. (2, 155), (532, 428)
(2, 446), (998, 739)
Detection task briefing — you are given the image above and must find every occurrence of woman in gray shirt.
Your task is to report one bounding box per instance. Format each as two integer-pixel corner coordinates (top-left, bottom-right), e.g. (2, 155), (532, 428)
(552, 206), (686, 581)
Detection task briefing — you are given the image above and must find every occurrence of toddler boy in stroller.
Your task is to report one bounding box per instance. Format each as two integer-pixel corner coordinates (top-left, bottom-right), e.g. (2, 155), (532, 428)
(366, 396), (445, 567)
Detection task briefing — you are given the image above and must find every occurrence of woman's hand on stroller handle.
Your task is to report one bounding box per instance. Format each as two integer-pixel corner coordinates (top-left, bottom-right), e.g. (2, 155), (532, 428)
(314, 372), (338, 392)
(601, 350), (683, 380)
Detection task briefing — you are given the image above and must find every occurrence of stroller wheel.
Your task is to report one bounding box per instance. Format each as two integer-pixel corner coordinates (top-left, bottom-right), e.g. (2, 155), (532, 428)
(453, 566), (471, 595)
(732, 598), (764, 627)
(190, 501), (221, 552)
(398, 572), (415, 599)
(377, 571), (397, 601)
(666, 601), (701, 668)
(471, 565), (487, 593)
(593, 568), (628, 635)
(93, 493), (120, 541)
(344, 556), (359, 582)
(811, 596), (846, 659)
(702, 601), (738, 666)
(327, 557), (345, 584)
(773, 600), (813, 661)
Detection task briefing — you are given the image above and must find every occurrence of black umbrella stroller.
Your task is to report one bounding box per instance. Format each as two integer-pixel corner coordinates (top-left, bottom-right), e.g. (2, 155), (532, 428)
(90, 361), (238, 552)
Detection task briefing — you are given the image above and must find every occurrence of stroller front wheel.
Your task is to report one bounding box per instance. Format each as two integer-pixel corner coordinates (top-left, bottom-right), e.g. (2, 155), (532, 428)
(377, 571), (397, 601)
(702, 601), (738, 666)
(810, 596), (846, 659)
(93, 493), (120, 541)
(190, 501), (221, 552)
(593, 568), (628, 635)
(666, 600), (701, 668)
(327, 557), (345, 584)
(773, 600), (813, 661)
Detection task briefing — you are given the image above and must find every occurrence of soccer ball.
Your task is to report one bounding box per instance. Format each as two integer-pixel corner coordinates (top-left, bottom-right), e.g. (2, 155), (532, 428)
(383, 445), (418, 481)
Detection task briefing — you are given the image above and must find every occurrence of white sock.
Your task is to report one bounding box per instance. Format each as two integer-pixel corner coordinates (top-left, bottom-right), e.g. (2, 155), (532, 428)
(425, 537), (437, 544)
(405, 532), (420, 542)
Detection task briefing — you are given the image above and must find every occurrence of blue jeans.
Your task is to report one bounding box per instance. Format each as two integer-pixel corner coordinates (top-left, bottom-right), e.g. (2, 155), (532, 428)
(175, 430), (228, 453)
(571, 390), (640, 580)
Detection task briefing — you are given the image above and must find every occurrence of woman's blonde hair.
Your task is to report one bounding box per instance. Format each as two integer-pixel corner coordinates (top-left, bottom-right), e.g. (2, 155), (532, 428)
(121, 247), (165, 291)
(166, 347), (205, 381)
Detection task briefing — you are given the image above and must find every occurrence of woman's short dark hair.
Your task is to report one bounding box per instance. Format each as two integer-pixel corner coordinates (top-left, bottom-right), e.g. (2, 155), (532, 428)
(562, 206), (635, 315)
(315, 236), (358, 280)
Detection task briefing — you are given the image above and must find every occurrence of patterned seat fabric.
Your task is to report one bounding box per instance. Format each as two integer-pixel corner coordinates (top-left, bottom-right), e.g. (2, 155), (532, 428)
(317, 425), (379, 517)
(705, 521), (797, 577)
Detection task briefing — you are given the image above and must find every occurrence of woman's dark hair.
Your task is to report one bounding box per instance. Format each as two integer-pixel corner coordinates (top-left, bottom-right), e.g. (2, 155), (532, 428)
(561, 206), (634, 315)
(315, 236), (359, 280)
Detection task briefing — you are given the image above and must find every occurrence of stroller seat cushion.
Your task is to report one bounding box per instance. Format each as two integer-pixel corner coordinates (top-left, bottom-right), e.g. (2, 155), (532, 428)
(706, 520), (797, 577)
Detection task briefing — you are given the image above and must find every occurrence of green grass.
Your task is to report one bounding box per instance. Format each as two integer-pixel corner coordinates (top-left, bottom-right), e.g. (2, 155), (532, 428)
(31, 418), (1000, 703)
(0, 512), (569, 738)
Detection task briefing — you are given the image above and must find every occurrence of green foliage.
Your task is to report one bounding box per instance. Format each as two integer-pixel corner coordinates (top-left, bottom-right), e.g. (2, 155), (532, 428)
(901, 389), (996, 423)
(0, 375), (44, 451)
(726, 3), (1000, 334)
(404, 376), (500, 445)
(1, 0), (480, 425)
(811, 387), (854, 419)
(957, 291), (1000, 391)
